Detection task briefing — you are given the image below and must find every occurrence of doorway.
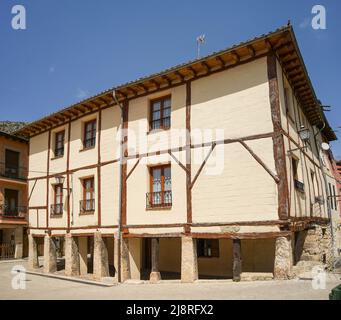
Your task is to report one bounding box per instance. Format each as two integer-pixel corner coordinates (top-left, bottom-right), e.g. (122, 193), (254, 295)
(141, 238), (151, 280)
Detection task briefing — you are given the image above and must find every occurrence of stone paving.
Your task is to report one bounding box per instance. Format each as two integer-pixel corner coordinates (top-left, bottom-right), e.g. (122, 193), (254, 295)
(1, 260), (340, 300)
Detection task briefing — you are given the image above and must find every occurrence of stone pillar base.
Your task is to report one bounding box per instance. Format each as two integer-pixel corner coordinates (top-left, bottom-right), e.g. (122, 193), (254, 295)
(14, 227), (23, 259)
(65, 234), (80, 277)
(181, 236), (198, 283)
(121, 237), (131, 282)
(44, 235), (57, 273)
(93, 232), (109, 280)
(150, 271), (161, 283)
(274, 236), (292, 280)
(113, 235), (119, 282)
(28, 234), (39, 270)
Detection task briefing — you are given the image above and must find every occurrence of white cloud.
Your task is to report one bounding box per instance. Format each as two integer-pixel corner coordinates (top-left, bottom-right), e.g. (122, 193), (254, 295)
(76, 88), (88, 100)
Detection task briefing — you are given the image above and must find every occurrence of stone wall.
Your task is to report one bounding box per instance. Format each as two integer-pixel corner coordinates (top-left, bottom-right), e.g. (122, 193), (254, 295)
(293, 224), (334, 276)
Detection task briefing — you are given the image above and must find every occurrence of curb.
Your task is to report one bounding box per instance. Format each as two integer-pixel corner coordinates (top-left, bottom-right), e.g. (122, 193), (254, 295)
(0, 259), (27, 264)
(16, 269), (118, 287)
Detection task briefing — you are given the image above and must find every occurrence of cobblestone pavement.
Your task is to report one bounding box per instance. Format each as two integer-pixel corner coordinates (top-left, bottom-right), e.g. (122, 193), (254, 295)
(0, 260), (340, 300)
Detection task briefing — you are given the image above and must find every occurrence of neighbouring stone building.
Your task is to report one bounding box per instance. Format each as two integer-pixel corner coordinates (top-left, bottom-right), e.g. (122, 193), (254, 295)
(0, 124), (29, 260)
(16, 24), (339, 282)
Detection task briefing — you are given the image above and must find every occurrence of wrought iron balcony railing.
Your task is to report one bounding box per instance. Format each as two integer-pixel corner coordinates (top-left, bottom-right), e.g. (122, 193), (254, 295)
(80, 199), (95, 214)
(146, 191), (172, 209)
(294, 179), (305, 193)
(50, 204), (63, 217)
(0, 204), (27, 218)
(0, 162), (27, 181)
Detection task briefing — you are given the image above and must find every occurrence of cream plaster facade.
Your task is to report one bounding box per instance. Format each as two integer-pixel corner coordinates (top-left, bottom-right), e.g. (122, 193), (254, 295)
(23, 26), (339, 282)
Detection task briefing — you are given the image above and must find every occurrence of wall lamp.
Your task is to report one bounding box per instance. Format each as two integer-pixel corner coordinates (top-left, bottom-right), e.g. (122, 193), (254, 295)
(287, 126), (311, 154)
(55, 175), (72, 192)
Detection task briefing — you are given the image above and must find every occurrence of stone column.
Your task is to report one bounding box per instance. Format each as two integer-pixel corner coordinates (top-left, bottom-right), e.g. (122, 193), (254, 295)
(28, 234), (39, 270)
(65, 234), (80, 276)
(43, 235), (57, 273)
(233, 239), (242, 282)
(14, 227), (23, 259)
(113, 235), (120, 282)
(181, 236), (198, 283)
(150, 238), (161, 283)
(274, 236), (292, 280)
(78, 237), (88, 275)
(93, 232), (109, 280)
(121, 237), (130, 282)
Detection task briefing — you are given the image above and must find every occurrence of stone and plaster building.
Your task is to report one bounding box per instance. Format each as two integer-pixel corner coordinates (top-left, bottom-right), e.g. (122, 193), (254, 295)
(17, 24), (339, 282)
(0, 127), (28, 260)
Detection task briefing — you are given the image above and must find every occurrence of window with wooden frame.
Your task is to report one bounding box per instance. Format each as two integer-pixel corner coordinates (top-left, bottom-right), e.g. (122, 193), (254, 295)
(54, 131), (65, 157)
(147, 165), (172, 209)
(83, 120), (96, 149)
(284, 86), (295, 122)
(149, 96), (171, 131)
(197, 239), (219, 258)
(292, 157), (304, 193)
(51, 184), (63, 216)
(329, 183), (334, 210)
(332, 185), (337, 210)
(80, 177), (95, 214)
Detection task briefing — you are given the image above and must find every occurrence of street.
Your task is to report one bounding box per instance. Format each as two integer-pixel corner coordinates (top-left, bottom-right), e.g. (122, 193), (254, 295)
(0, 260), (339, 300)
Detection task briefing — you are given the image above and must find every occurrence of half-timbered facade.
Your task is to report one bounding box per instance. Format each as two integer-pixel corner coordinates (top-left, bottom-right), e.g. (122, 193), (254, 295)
(17, 24), (339, 282)
(0, 130), (28, 260)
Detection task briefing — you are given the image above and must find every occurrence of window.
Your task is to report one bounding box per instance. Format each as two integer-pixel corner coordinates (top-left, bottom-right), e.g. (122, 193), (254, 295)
(4, 149), (19, 179)
(284, 87), (294, 121)
(310, 170), (318, 200)
(197, 239), (219, 258)
(333, 185), (337, 210)
(147, 165), (172, 208)
(54, 131), (65, 157)
(83, 120), (96, 149)
(52, 184), (63, 216)
(149, 96), (171, 131)
(292, 157), (299, 180)
(81, 178), (95, 213)
(292, 157), (304, 192)
(329, 183), (334, 210)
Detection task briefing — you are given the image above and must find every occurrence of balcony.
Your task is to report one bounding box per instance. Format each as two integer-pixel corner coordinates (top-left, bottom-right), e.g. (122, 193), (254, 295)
(80, 199), (95, 214)
(294, 179), (305, 193)
(50, 203), (63, 217)
(146, 191), (172, 209)
(0, 163), (27, 181)
(0, 204), (27, 219)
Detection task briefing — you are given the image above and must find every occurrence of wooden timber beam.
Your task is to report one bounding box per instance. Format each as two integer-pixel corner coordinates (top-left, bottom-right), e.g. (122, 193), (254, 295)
(168, 151), (188, 173)
(187, 66), (198, 77)
(162, 75), (172, 86)
(247, 45), (256, 57)
(238, 140), (280, 183)
(215, 56), (226, 67)
(150, 79), (161, 89)
(190, 142), (216, 189)
(267, 54), (289, 220)
(174, 71), (185, 82)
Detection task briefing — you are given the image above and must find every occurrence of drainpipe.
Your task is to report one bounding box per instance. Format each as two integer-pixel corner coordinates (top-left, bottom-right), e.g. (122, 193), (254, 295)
(313, 121), (336, 267)
(112, 90), (124, 282)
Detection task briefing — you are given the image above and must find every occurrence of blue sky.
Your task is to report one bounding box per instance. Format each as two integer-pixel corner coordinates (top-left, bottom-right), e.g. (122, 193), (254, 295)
(0, 0), (340, 157)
